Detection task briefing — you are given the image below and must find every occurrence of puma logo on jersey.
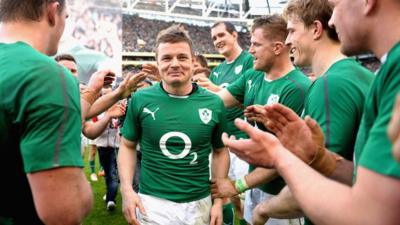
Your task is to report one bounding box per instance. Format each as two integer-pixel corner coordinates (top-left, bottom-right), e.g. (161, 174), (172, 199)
(213, 72), (219, 78)
(247, 80), (254, 92)
(143, 107), (159, 120)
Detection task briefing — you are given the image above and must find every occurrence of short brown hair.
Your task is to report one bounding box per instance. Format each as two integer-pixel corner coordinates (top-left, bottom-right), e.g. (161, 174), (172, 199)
(54, 53), (76, 63)
(211, 21), (237, 34)
(251, 14), (288, 43)
(0, 0), (65, 22)
(156, 24), (194, 56)
(283, 0), (338, 42)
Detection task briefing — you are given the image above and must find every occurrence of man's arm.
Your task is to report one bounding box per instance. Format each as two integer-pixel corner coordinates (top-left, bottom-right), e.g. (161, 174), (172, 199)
(252, 157), (354, 224)
(117, 137), (145, 225)
(82, 103), (126, 139)
(223, 118), (400, 225)
(216, 89), (241, 108)
(211, 167), (278, 198)
(85, 72), (146, 119)
(210, 147), (230, 225)
(28, 167), (93, 225)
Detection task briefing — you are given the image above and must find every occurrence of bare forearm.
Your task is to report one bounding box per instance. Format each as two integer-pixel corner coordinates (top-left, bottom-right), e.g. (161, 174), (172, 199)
(329, 157), (353, 185)
(82, 116), (111, 139)
(275, 149), (400, 225)
(245, 167), (278, 189)
(118, 141), (137, 192)
(212, 148), (230, 179)
(86, 91), (121, 119)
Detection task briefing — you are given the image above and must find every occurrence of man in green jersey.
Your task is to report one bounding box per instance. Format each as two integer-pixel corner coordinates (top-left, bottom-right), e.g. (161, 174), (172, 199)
(212, 15), (311, 225)
(195, 21), (253, 225)
(0, 0), (93, 224)
(221, 0), (400, 224)
(118, 25), (230, 225)
(237, 0), (374, 224)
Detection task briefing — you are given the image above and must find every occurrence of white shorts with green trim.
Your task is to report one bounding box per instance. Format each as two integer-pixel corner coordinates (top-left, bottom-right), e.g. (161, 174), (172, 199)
(137, 193), (212, 225)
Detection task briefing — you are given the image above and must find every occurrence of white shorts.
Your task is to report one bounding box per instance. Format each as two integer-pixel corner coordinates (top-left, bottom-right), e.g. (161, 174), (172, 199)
(137, 193), (212, 225)
(228, 152), (249, 180)
(244, 188), (303, 225)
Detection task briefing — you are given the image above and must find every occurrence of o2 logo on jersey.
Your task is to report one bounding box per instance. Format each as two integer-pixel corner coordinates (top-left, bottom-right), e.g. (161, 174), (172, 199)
(159, 131), (198, 164)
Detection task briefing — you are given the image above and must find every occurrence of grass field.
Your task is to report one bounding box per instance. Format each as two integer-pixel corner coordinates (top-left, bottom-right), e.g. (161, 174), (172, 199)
(82, 149), (126, 225)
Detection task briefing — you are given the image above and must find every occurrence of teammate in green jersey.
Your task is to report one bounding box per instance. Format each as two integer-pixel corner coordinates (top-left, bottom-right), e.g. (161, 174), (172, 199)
(0, 0), (93, 224)
(212, 15), (310, 225)
(118, 25), (230, 225)
(238, 1), (374, 224)
(194, 21), (253, 225)
(221, 0), (400, 224)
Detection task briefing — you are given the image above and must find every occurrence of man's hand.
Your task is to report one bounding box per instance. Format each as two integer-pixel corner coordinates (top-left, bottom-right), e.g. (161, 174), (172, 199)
(210, 198), (223, 225)
(252, 203), (270, 225)
(105, 102), (126, 118)
(263, 104), (320, 163)
(210, 178), (238, 199)
(87, 69), (115, 93)
(116, 72), (147, 99)
(264, 104), (338, 175)
(194, 77), (221, 92)
(222, 118), (286, 168)
(120, 189), (146, 225)
(388, 94), (400, 162)
(141, 63), (161, 81)
(244, 104), (268, 126)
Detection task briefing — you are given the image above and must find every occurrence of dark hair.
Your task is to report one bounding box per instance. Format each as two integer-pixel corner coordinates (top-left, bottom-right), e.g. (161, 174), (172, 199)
(156, 24), (194, 56)
(251, 14), (289, 43)
(0, 0), (65, 22)
(283, 0), (339, 42)
(54, 53), (76, 63)
(211, 21), (237, 34)
(195, 54), (208, 68)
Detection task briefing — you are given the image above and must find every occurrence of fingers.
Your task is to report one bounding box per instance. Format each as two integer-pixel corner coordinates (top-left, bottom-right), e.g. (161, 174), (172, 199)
(123, 207), (139, 225)
(304, 116), (324, 140)
(267, 103), (300, 122)
(234, 118), (263, 140)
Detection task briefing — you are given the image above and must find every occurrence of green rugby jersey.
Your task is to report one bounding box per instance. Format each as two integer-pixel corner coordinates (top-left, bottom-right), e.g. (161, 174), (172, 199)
(210, 51), (254, 138)
(303, 58), (374, 225)
(0, 42), (82, 224)
(228, 69), (311, 194)
(122, 83), (227, 202)
(304, 58), (374, 159)
(354, 42), (400, 180)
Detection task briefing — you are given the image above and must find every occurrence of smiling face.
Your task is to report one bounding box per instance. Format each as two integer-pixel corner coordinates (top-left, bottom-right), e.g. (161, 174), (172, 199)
(157, 41), (194, 88)
(211, 23), (237, 57)
(285, 17), (314, 67)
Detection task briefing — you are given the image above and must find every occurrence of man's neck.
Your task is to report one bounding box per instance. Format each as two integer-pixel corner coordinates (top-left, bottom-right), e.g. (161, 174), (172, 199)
(312, 40), (346, 77)
(162, 81), (193, 96)
(0, 21), (50, 55)
(225, 45), (242, 62)
(265, 55), (295, 80)
(368, 7), (400, 59)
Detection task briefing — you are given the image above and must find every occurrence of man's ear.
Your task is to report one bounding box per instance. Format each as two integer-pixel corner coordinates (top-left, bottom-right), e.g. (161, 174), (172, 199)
(273, 42), (285, 56)
(364, 0), (377, 15)
(46, 1), (60, 27)
(311, 20), (324, 41)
